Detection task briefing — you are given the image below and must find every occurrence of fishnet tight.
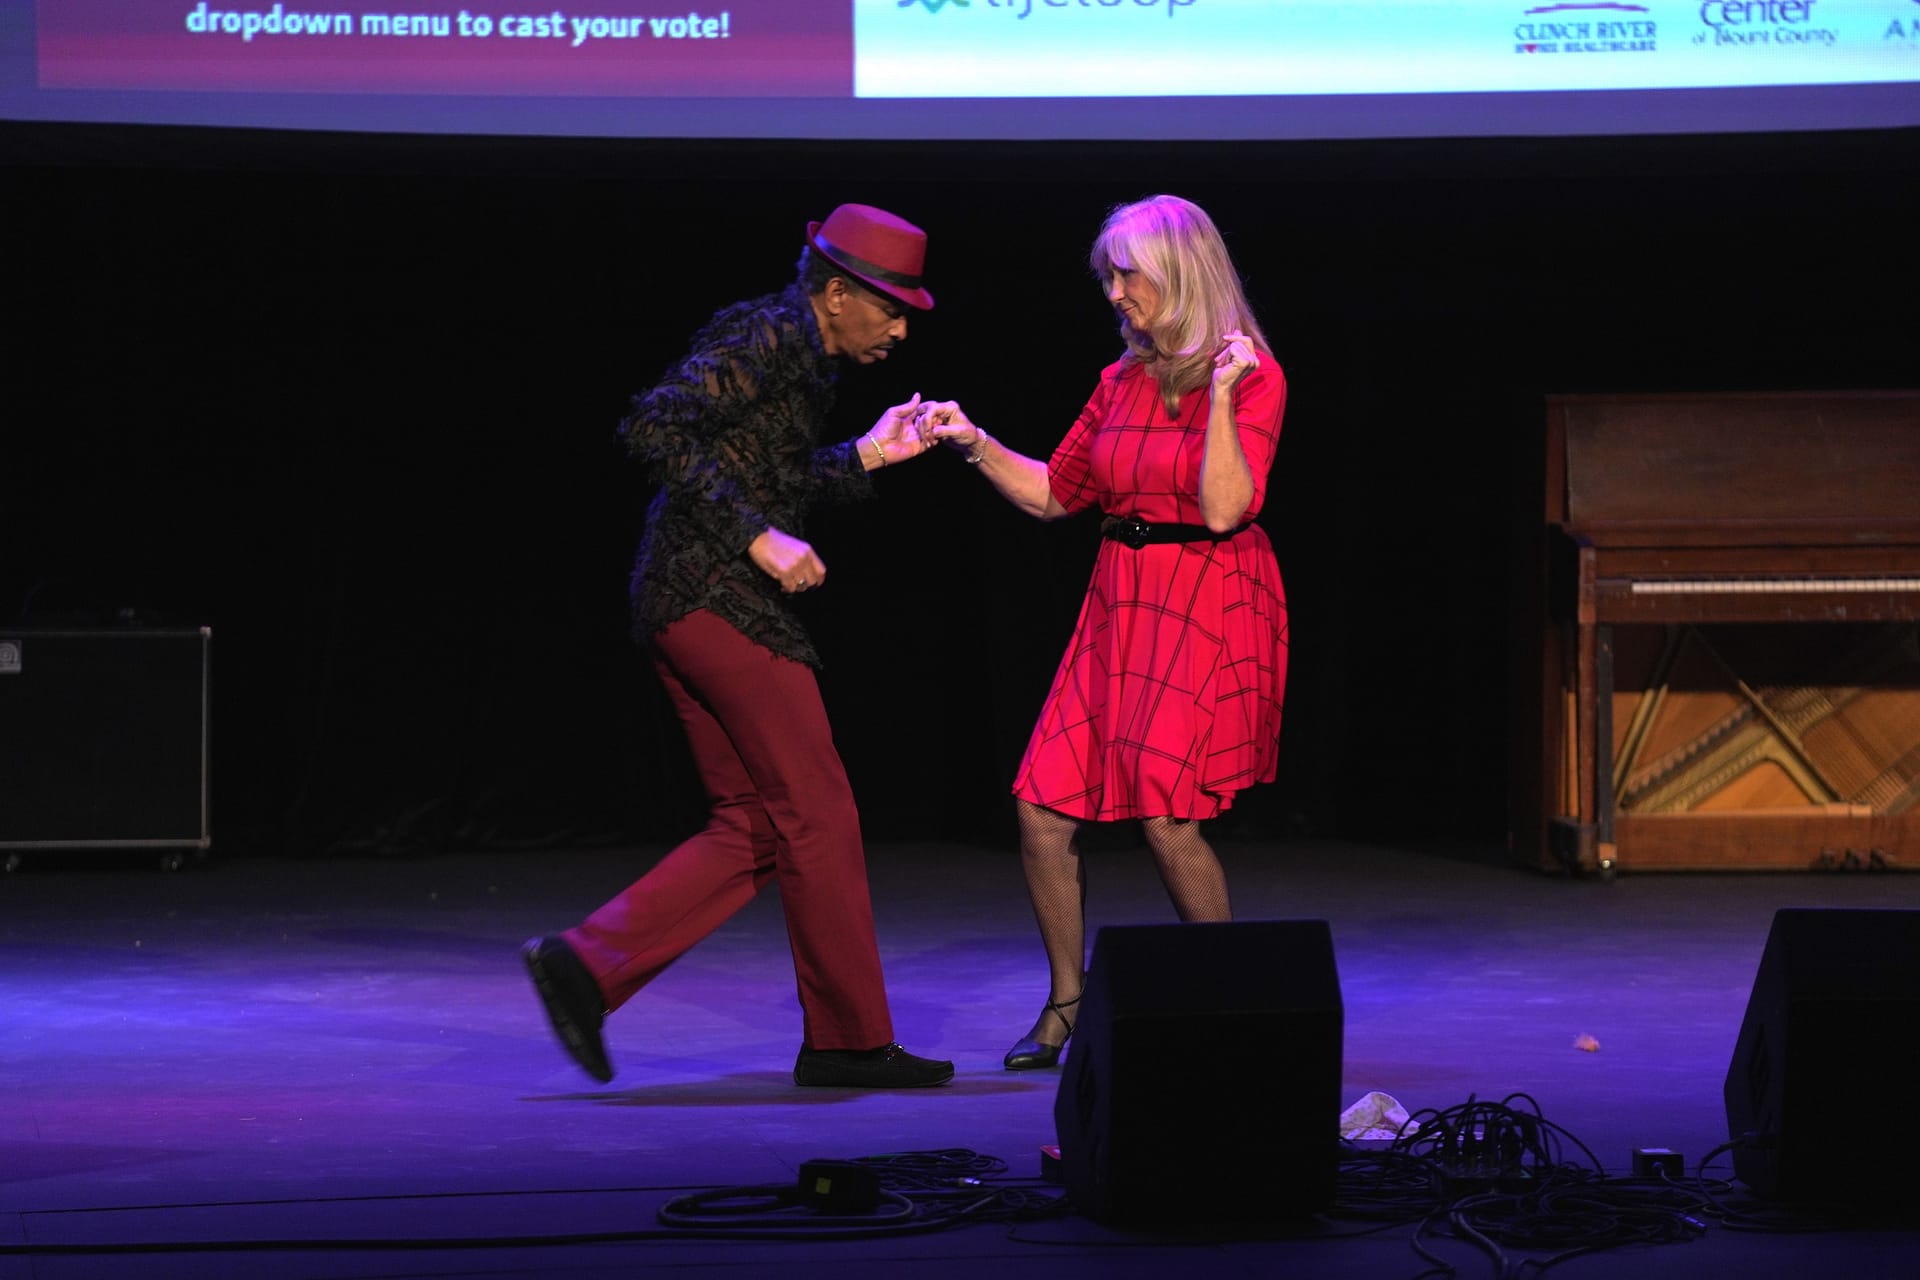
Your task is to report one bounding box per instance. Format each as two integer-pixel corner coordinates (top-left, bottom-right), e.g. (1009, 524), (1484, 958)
(1141, 815), (1234, 922)
(1013, 800), (1233, 1048)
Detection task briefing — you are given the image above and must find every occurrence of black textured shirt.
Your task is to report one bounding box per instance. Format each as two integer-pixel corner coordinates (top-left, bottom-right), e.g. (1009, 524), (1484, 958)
(621, 283), (872, 669)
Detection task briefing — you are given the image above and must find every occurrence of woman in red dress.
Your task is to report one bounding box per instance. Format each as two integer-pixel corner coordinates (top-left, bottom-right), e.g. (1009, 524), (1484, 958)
(923, 194), (1287, 1069)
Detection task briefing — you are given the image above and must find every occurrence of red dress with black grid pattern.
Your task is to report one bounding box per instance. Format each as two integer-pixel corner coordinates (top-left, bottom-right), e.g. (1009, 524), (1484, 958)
(1012, 355), (1287, 822)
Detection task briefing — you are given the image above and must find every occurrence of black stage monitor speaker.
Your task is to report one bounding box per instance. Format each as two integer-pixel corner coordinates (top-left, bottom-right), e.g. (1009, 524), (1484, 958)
(1054, 919), (1343, 1227)
(1723, 907), (1920, 1204)
(0, 628), (210, 852)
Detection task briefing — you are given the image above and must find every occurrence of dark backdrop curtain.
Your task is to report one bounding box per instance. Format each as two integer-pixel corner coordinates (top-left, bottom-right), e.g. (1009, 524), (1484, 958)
(6, 126), (1915, 856)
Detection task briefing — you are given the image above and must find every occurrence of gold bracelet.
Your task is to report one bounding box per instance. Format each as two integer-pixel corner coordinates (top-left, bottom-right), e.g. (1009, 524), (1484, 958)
(864, 433), (887, 468)
(965, 431), (989, 465)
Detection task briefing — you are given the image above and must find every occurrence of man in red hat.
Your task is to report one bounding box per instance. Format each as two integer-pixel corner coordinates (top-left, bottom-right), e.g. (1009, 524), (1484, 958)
(522, 204), (954, 1089)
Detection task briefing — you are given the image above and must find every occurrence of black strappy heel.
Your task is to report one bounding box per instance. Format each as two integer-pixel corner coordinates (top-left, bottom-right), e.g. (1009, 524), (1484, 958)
(1003, 992), (1081, 1070)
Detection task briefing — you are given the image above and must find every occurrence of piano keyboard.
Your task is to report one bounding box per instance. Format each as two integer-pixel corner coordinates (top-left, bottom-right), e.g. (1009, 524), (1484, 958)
(1629, 578), (1920, 595)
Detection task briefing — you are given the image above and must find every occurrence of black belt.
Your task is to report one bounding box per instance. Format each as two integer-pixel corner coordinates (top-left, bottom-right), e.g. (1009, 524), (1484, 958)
(1100, 514), (1249, 549)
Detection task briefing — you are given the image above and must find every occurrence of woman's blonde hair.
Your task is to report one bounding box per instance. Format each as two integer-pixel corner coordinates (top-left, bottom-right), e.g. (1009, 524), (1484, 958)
(1090, 194), (1268, 416)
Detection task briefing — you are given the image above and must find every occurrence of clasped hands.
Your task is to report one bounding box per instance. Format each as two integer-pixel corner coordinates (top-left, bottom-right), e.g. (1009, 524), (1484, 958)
(915, 399), (984, 457)
(866, 393), (987, 466)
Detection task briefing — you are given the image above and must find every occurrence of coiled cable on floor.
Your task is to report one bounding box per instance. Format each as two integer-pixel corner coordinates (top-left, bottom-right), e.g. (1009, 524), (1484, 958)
(1691, 1136), (1908, 1234)
(655, 1182), (921, 1235)
(1334, 1095), (1717, 1279)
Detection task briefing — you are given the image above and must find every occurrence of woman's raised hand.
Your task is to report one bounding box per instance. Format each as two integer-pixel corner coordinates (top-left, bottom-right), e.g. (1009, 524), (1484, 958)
(1212, 330), (1259, 395)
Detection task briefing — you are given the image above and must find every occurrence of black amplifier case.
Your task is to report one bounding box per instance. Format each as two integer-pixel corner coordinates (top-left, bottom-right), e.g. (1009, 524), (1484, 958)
(0, 627), (210, 859)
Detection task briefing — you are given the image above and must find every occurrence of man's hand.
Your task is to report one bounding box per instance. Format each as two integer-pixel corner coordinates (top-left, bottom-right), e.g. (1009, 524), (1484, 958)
(865, 393), (937, 466)
(750, 527), (828, 594)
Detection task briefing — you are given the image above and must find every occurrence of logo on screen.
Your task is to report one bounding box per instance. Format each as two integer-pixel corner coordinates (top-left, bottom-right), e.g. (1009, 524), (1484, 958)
(0, 642), (20, 675)
(1515, 2), (1656, 55)
(1693, 0), (1836, 49)
(900, 0), (971, 10)
(1887, 1), (1920, 44)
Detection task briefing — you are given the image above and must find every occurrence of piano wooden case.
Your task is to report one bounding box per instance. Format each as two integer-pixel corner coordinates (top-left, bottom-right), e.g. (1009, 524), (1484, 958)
(1521, 391), (1920, 873)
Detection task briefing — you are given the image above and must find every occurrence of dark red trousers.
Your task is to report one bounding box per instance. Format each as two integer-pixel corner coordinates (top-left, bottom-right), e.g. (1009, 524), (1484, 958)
(563, 610), (894, 1051)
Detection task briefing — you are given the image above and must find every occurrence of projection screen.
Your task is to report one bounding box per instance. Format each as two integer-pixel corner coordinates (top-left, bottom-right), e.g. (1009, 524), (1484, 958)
(7, 0), (1920, 141)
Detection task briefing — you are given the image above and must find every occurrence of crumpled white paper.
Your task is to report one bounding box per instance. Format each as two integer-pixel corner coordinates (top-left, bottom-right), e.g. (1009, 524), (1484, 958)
(1339, 1090), (1419, 1142)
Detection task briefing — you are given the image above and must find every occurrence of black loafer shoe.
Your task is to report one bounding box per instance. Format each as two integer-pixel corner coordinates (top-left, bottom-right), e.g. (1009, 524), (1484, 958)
(522, 935), (614, 1084)
(793, 1043), (955, 1088)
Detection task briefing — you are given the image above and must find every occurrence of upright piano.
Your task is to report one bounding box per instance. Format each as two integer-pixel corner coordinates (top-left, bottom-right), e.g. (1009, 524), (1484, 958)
(1530, 390), (1920, 873)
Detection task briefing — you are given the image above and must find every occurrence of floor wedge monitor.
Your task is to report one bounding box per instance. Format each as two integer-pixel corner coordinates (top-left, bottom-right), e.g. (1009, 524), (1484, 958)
(1724, 907), (1920, 1204)
(1054, 919), (1343, 1226)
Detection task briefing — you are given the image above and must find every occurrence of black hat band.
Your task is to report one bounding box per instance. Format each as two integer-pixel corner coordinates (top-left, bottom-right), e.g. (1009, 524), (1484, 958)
(812, 233), (923, 291)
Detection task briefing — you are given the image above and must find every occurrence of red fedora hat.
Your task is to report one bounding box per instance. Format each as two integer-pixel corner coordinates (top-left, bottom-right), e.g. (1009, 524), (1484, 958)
(806, 204), (934, 311)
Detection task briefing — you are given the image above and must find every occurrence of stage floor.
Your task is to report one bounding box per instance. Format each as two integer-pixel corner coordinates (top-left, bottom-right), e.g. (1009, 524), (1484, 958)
(3, 837), (1917, 1278)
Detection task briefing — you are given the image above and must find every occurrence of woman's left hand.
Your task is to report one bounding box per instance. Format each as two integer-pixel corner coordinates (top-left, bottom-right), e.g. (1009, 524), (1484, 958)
(1212, 331), (1259, 396)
